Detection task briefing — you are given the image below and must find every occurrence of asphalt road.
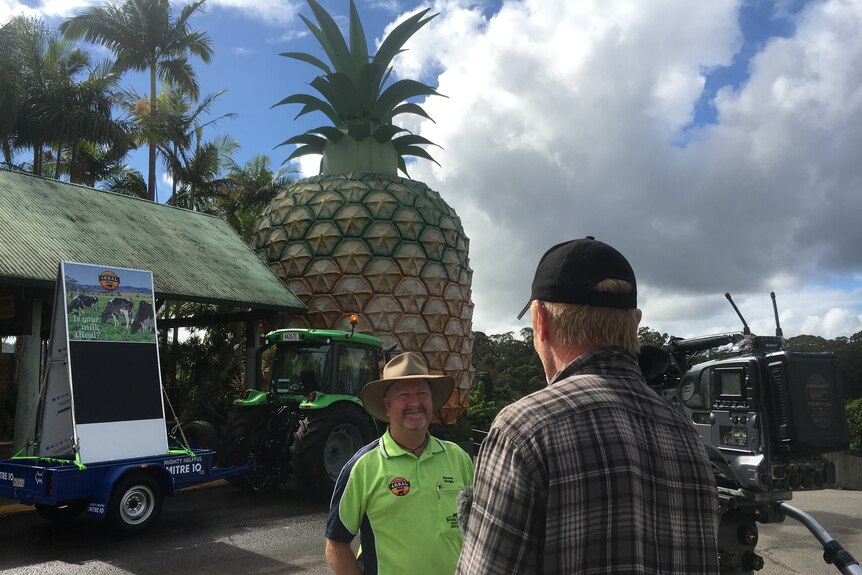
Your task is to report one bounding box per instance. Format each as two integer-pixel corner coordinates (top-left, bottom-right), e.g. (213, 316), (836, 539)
(0, 480), (333, 574)
(756, 489), (862, 575)
(0, 484), (859, 574)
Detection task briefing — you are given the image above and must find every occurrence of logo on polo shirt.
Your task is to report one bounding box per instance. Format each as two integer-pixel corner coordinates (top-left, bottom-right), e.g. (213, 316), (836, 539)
(388, 477), (411, 496)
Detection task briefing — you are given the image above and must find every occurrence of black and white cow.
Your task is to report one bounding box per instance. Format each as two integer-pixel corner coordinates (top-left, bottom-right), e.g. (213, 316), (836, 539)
(131, 301), (154, 334)
(67, 294), (98, 316)
(101, 298), (134, 329)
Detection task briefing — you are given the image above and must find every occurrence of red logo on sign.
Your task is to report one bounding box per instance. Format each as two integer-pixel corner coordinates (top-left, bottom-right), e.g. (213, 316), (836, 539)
(388, 477), (411, 496)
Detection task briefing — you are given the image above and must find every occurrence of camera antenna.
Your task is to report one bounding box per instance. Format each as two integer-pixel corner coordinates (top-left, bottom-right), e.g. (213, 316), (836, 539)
(770, 292), (784, 338)
(725, 293), (750, 336)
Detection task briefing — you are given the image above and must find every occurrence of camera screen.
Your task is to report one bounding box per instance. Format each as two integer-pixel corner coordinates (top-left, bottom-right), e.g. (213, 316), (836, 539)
(718, 371), (743, 398)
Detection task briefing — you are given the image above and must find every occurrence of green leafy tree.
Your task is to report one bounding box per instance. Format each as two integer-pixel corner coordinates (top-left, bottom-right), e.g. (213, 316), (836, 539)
(1, 17), (87, 175)
(275, 0), (441, 176)
(103, 165), (147, 198)
(165, 133), (238, 212)
(216, 156), (295, 242)
(638, 326), (669, 348)
(846, 398), (862, 456)
(466, 329), (545, 431)
(0, 16), (39, 167)
(60, 0), (213, 201)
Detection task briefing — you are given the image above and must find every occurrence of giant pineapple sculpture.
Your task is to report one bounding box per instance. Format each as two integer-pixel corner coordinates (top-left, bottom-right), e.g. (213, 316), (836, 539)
(252, 0), (473, 423)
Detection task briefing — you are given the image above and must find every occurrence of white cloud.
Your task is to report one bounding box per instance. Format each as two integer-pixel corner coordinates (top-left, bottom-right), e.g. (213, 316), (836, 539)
(384, 0), (862, 339)
(0, 0), (40, 23)
(206, 0), (300, 25)
(298, 153), (322, 179)
(232, 46), (254, 56)
(2, 0), (301, 25)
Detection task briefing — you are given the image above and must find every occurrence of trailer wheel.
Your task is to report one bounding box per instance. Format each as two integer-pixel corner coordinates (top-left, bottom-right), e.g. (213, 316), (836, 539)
(219, 408), (278, 493)
(108, 473), (162, 532)
(182, 420), (220, 451)
(290, 403), (375, 499)
(35, 499), (88, 522)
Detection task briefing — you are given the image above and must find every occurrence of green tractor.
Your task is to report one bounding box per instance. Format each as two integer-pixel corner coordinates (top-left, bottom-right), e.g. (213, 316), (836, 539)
(210, 323), (391, 498)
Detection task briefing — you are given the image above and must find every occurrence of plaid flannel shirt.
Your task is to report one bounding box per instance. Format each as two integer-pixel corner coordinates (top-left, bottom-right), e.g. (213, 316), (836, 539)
(457, 349), (719, 575)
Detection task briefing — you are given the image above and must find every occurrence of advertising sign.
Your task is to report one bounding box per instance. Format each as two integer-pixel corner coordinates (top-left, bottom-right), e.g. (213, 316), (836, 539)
(37, 262), (168, 462)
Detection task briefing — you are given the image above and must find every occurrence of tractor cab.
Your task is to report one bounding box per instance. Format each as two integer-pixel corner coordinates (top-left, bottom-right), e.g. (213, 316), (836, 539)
(259, 328), (384, 400)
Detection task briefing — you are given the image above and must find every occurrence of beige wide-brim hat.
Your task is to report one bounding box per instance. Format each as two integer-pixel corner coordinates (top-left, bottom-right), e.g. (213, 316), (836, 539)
(361, 352), (455, 423)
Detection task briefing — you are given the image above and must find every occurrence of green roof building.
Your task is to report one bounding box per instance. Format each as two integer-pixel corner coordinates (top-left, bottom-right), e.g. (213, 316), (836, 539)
(0, 169), (306, 454)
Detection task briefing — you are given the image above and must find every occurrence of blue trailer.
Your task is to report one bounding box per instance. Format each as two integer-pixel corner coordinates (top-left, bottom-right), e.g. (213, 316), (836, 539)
(0, 449), (251, 532)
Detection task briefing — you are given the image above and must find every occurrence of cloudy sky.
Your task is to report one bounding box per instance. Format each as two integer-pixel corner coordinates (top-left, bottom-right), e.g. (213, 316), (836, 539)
(4, 0), (862, 341)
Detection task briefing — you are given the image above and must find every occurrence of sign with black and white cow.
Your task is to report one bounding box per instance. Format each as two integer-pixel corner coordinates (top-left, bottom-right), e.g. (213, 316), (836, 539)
(38, 262), (167, 464)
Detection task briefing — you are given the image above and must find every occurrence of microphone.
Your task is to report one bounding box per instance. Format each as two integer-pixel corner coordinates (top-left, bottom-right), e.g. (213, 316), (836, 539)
(457, 486), (473, 532)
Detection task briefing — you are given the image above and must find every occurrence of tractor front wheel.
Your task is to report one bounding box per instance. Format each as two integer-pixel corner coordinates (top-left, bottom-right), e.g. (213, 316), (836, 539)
(290, 404), (376, 499)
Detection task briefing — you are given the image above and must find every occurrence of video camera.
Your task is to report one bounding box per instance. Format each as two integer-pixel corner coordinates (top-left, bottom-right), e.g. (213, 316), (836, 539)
(647, 292), (849, 496)
(641, 293), (858, 573)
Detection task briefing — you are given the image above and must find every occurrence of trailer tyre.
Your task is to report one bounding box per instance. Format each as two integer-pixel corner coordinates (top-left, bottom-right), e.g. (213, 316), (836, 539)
(108, 473), (162, 532)
(218, 407), (277, 493)
(35, 499), (88, 522)
(290, 403), (376, 499)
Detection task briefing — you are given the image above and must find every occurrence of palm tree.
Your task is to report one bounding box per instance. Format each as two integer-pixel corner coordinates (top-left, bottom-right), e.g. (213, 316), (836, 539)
(217, 156), (295, 242)
(44, 59), (134, 183)
(104, 165), (148, 198)
(60, 0), (213, 201)
(0, 16), (131, 179)
(1, 17), (89, 175)
(0, 16), (38, 167)
(148, 86), (235, 204)
(166, 133), (238, 212)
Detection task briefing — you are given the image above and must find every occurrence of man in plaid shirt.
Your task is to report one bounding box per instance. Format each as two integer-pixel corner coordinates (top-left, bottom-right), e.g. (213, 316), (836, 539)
(457, 237), (719, 574)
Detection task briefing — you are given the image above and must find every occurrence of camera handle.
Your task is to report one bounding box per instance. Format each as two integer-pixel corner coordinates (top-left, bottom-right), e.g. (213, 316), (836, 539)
(778, 502), (862, 575)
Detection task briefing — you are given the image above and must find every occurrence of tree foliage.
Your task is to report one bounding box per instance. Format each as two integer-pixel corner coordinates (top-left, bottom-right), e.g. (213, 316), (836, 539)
(60, 0), (213, 201)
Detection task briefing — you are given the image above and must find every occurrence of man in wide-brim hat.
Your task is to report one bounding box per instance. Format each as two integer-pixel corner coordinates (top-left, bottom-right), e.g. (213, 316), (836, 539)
(325, 352), (474, 575)
(360, 351), (455, 426)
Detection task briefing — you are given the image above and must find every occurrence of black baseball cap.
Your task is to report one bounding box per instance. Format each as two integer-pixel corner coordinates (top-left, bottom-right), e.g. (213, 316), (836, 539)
(516, 236), (637, 320)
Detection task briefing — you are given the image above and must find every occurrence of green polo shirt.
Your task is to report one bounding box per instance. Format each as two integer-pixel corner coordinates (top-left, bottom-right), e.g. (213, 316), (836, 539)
(325, 429), (474, 575)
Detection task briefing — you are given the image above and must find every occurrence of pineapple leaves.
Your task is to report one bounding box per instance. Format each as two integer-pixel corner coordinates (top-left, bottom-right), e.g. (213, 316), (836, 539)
(373, 125), (407, 143)
(275, 133), (327, 148)
(372, 79), (442, 120)
(399, 145), (440, 166)
(277, 0), (443, 173)
(373, 9), (436, 70)
(272, 94), (339, 125)
(279, 51), (332, 75)
(307, 126), (345, 142)
(303, 0), (351, 72)
(392, 134), (441, 149)
(284, 141), (326, 164)
(348, 0), (369, 77)
(391, 103), (435, 123)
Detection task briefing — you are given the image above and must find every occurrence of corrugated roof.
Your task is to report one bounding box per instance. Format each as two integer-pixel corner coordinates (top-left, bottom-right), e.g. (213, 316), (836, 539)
(0, 169), (307, 313)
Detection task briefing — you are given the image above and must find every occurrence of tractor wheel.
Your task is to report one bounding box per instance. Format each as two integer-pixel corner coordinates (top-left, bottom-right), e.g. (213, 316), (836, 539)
(218, 407), (278, 493)
(181, 420), (220, 451)
(108, 473), (162, 533)
(35, 499), (88, 522)
(290, 403), (376, 499)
